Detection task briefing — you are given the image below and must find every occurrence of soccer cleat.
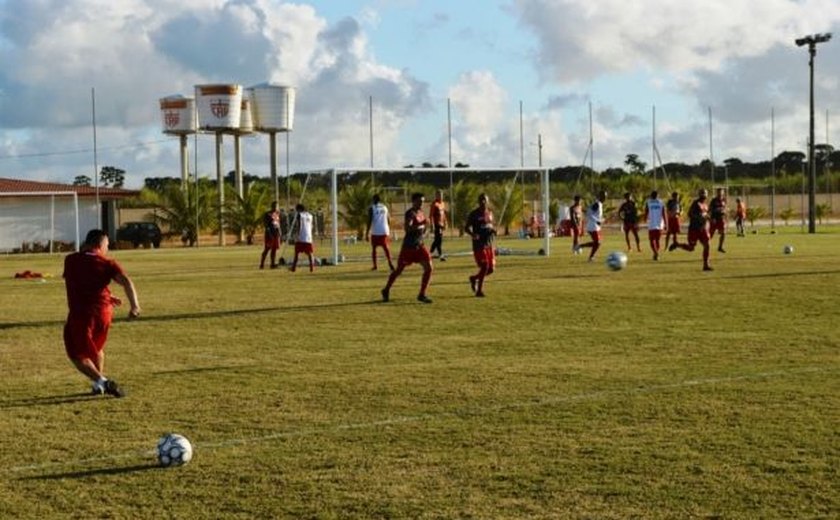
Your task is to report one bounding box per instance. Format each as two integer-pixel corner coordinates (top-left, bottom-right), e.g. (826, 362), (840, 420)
(103, 379), (125, 398)
(91, 383), (104, 395)
(668, 243), (678, 252)
(475, 291), (485, 298)
(469, 276), (477, 293)
(703, 265), (714, 272)
(439, 255), (447, 262)
(381, 288), (390, 302)
(416, 295), (433, 304)
(718, 248), (726, 253)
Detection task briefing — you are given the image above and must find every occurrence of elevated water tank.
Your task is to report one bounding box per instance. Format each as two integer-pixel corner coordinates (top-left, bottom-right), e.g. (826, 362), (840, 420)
(236, 97), (254, 135)
(159, 95), (196, 135)
(247, 84), (296, 132)
(195, 84), (243, 131)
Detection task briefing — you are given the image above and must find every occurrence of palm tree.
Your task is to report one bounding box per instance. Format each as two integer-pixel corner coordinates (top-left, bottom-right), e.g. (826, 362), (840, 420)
(338, 178), (376, 239)
(223, 183), (272, 244)
(154, 182), (215, 246)
(486, 180), (523, 236)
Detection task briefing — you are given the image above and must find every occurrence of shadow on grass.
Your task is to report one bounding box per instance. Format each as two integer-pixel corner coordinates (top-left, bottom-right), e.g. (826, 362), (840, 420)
(21, 463), (161, 480)
(0, 392), (103, 409)
(724, 269), (840, 280)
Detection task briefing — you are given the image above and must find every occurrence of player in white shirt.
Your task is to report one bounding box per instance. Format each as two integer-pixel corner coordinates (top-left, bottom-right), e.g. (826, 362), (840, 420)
(290, 203), (315, 272)
(365, 194), (395, 271)
(644, 190), (667, 261)
(575, 191), (607, 262)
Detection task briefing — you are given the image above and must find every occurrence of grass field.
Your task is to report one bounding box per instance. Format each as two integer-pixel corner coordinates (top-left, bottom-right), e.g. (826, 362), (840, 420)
(1, 228), (838, 519)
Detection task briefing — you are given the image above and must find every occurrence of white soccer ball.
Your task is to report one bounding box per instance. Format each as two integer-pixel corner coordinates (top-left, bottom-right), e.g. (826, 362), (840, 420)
(605, 251), (628, 271)
(783, 245), (794, 255)
(157, 433), (193, 467)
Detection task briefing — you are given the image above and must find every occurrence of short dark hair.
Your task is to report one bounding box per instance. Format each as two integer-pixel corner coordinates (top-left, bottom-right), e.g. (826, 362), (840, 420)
(84, 229), (108, 248)
(411, 192), (424, 202)
(372, 194), (381, 204)
(296, 203), (305, 212)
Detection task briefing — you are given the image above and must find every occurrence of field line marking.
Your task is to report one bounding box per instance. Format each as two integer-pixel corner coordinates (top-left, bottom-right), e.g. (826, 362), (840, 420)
(4, 365), (832, 476)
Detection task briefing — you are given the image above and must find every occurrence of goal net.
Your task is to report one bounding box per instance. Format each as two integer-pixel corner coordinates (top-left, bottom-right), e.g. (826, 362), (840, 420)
(0, 192), (83, 253)
(295, 167), (551, 265)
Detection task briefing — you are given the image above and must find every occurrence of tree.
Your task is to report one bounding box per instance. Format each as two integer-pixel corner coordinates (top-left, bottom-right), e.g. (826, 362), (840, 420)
(815, 203), (832, 224)
(73, 175), (92, 186)
(100, 166), (126, 188)
(223, 183), (272, 245)
(485, 180), (523, 236)
(779, 207), (795, 226)
(624, 154), (647, 175)
(154, 182), (215, 246)
(338, 178), (376, 239)
(745, 206), (766, 227)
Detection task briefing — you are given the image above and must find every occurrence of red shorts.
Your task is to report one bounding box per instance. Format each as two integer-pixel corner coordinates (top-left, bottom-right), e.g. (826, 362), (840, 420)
(63, 309), (112, 361)
(623, 223), (639, 233)
(667, 217), (680, 234)
(264, 236), (280, 250)
(472, 247), (496, 272)
(398, 246), (431, 267)
(648, 229), (662, 241)
(371, 235), (390, 248)
(571, 225), (583, 239)
(295, 242), (313, 254)
(588, 230), (602, 243)
(687, 228), (710, 246)
(709, 219), (725, 234)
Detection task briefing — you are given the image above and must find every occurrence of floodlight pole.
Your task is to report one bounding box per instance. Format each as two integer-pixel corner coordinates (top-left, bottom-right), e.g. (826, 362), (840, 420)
(796, 33), (832, 233)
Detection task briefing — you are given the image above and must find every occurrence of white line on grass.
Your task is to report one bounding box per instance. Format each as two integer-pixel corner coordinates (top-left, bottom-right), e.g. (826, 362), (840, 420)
(5, 365), (831, 476)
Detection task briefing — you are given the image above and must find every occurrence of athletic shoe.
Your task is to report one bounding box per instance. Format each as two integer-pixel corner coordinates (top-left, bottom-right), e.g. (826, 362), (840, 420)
(416, 295), (433, 304)
(653, 252), (659, 261)
(381, 288), (390, 302)
(668, 243), (678, 252)
(475, 291), (485, 298)
(718, 248), (726, 253)
(91, 383), (104, 395)
(103, 379), (125, 398)
(703, 265), (714, 272)
(469, 276), (477, 293)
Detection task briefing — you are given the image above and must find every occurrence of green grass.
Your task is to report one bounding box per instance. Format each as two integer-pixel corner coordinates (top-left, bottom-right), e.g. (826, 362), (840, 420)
(1, 228), (838, 519)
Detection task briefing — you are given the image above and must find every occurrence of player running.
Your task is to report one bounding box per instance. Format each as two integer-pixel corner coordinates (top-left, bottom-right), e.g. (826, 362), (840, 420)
(709, 187), (727, 253)
(365, 194), (395, 271)
(644, 190), (667, 261)
(575, 190), (607, 262)
(381, 193), (434, 304)
(670, 188), (713, 271)
(618, 192), (642, 252)
(464, 193), (496, 297)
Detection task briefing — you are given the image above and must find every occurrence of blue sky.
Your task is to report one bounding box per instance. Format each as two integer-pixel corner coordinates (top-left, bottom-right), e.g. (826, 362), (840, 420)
(1, 0), (839, 188)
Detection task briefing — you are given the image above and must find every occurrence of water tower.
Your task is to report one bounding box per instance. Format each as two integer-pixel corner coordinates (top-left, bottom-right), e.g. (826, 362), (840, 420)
(158, 95), (196, 189)
(196, 84), (243, 246)
(247, 84), (296, 204)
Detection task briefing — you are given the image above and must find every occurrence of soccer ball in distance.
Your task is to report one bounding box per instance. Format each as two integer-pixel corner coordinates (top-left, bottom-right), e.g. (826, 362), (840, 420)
(783, 245), (794, 255)
(606, 251), (628, 270)
(157, 433), (193, 467)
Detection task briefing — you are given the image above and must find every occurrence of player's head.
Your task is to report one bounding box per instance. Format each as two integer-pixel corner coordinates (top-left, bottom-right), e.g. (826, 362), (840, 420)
(671, 191), (679, 199)
(271, 201), (278, 210)
(698, 188), (708, 200)
(296, 203), (305, 212)
(650, 190), (658, 199)
(716, 187), (725, 197)
(372, 194), (381, 204)
(478, 193), (488, 207)
(624, 192), (632, 201)
(84, 229), (109, 252)
(598, 190), (607, 201)
(435, 189), (443, 201)
(573, 194), (581, 203)
(736, 197), (741, 203)
(411, 192), (425, 208)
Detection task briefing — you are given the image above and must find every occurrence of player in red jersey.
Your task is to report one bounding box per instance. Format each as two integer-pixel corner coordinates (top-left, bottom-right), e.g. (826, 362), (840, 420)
(259, 201), (281, 269)
(568, 195), (584, 254)
(63, 229), (140, 397)
(381, 193), (434, 303)
(665, 191), (682, 249)
(709, 187), (727, 253)
(669, 189), (713, 271)
(429, 189), (448, 261)
(465, 193), (496, 297)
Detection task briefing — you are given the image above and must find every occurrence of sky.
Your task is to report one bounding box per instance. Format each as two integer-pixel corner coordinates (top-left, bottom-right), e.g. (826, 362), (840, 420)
(1, 0), (839, 189)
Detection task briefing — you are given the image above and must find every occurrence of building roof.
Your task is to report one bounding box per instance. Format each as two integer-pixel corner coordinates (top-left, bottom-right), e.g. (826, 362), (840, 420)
(0, 177), (139, 199)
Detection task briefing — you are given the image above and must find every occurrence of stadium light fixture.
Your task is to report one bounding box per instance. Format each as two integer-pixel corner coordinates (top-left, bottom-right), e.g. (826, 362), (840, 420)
(795, 32), (832, 233)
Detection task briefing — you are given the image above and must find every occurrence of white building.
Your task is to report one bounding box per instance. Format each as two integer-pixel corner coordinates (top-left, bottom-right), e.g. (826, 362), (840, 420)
(0, 178), (137, 253)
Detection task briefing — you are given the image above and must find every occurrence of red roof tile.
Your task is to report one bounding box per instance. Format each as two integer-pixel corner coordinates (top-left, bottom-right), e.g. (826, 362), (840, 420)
(0, 177), (138, 198)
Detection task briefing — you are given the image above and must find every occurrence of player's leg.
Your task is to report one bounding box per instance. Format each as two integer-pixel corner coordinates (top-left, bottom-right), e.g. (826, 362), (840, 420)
(384, 244), (394, 271)
(417, 249), (433, 302)
(717, 227), (726, 253)
(624, 227), (631, 250)
(371, 243), (378, 270)
(291, 250), (299, 272)
(308, 252), (314, 271)
(701, 237), (712, 270)
(633, 228), (641, 251)
(260, 246), (269, 269)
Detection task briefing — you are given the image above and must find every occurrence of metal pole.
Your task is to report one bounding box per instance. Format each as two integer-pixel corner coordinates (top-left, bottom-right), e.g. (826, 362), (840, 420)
(91, 87), (101, 229)
(215, 132), (225, 246)
(709, 106), (715, 185)
(270, 131), (278, 203)
(808, 46), (817, 233)
(448, 98), (454, 238)
(771, 108), (776, 229)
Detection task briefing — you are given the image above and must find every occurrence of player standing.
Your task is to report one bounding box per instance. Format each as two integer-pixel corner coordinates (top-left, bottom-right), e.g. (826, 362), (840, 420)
(735, 197), (747, 237)
(670, 188), (713, 271)
(575, 190), (607, 262)
(709, 187), (727, 253)
(644, 190), (667, 261)
(63, 229), (140, 397)
(665, 191), (682, 249)
(429, 189), (447, 261)
(618, 192), (642, 252)
(290, 203), (315, 272)
(569, 195), (584, 254)
(464, 193), (496, 297)
(365, 194), (395, 271)
(259, 201), (281, 269)
(381, 193), (434, 303)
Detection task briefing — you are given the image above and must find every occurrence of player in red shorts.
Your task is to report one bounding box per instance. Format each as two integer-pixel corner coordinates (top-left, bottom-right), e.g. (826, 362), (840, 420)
(669, 189), (713, 271)
(381, 193), (434, 303)
(617, 192), (642, 252)
(644, 190), (667, 261)
(575, 190), (607, 262)
(259, 201), (281, 269)
(568, 195), (584, 254)
(63, 229), (140, 397)
(665, 191), (682, 249)
(465, 193), (496, 297)
(290, 203), (315, 272)
(365, 194), (395, 271)
(709, 187), (727, 253)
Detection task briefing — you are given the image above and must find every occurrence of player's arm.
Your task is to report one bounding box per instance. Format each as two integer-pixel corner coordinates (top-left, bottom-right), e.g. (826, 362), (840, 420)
(365, 207), (373, 240)
(114, 272), (140, 318)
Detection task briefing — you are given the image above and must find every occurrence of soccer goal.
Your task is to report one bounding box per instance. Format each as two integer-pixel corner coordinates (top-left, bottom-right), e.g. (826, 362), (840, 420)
(304, 167), (551, 265)
(0, 191), (82, 253)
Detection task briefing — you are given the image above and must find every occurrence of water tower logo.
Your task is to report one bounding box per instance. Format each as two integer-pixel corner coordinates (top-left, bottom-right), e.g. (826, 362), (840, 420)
(211, 99), (229, 119)
(164, 110), (180, 128)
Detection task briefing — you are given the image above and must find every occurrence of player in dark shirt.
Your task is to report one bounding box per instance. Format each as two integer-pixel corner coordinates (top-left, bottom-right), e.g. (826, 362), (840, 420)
(617, 192), (641, 252)
(669, 188), (713, 271)
(708, 187), (727, 253)
(381, 193), (434, 303)
(465, 193), (496, 297)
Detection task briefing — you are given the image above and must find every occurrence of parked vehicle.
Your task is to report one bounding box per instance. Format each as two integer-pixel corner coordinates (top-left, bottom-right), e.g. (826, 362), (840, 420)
(116, 222), (162, 248)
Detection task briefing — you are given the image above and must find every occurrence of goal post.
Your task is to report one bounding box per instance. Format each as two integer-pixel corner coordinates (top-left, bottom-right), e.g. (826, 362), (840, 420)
(320, 167), (551, 265)
(0, 191), (81, 253)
